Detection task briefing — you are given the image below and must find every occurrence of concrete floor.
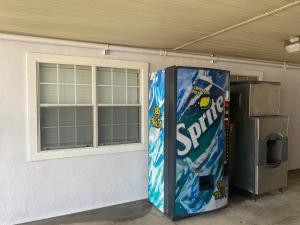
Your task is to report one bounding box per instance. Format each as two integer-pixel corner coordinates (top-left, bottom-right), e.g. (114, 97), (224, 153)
(23, 170), (300, 225)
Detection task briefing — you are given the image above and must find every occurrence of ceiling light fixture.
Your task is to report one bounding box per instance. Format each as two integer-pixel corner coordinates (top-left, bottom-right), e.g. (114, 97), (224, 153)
(285, 36), (300, 53)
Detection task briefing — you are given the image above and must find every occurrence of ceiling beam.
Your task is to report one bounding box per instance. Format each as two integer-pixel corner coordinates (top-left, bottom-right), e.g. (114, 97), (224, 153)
(173, 1), (300, 51)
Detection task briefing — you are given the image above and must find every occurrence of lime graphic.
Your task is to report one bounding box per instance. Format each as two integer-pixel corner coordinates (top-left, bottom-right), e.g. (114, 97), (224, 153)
(199, 95), (211, 109)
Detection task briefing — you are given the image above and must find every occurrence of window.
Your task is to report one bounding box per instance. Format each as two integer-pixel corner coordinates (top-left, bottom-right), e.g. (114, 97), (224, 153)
(96, 68), (141, 146)
(230, 70), (263, 82)
(27, 53), (148, 161)
(39, 64), (93, 150)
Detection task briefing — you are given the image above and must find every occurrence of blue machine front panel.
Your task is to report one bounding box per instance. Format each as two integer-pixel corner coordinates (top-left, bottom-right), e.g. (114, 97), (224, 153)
(175, 68), (229, 215)
(148, 70), (165, 212)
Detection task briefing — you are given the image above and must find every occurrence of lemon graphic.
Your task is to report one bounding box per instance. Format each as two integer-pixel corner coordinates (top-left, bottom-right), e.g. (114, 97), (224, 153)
(199, 95), (211, 109)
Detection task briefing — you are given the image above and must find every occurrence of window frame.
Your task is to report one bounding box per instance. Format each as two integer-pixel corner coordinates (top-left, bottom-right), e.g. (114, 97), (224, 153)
(27, 52), (148, 161)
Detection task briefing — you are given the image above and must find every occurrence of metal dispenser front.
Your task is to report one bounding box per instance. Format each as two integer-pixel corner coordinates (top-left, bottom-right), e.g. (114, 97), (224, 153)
(257, 117), (288, 194)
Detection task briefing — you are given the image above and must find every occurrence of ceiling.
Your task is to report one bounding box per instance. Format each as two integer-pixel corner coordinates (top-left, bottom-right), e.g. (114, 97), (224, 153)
(1, 0), (300, 63)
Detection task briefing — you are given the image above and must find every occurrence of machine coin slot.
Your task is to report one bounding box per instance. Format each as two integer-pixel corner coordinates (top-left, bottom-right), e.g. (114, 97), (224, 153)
(199, 175), (214, 191)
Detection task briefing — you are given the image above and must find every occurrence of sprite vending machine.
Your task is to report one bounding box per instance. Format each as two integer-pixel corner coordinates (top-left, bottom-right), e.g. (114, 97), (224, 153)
(148, 66), (230, 220)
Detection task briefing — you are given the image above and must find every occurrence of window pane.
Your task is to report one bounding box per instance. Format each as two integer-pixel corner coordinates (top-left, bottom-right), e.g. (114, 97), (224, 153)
(41, 128), (59, 149)
(77, 126), (93, 145)
(76, 66), (91, 84)
(98, 125), (112, 145)
(96, 67), (140, 105)
(127, 124), (140, 143)
(127, 106), (140, 124)
(113, 68), (126, 86)
(112, 125), (126, 143)
(98, 107), (112, 125)
(237, 76), (248, 81)
(59, 64), (74, 84)
(59, 127), (76, 147)
(127, 69), (139, 86)
(98, 106), (140, 146)
(40, 64), (92, 105)
(230, 75), (258, 82)
(76, 107), (93, 126)
(127, 87), (139, 104)
(40, 107), (93, 150)
(39, 63), (57, 83)
(247, 76), (258, 81)
(76, 85), (92, 104)
(113, 86), (126, 104)
(97, 86), (112, 103)
(59, 85), (75, 104)
(59, 107), (75, 126)
(113, 107), (126, 124)
(40, 107), (58, 127)
(40, 84), (57, 104)
(97, 67), (111, 85)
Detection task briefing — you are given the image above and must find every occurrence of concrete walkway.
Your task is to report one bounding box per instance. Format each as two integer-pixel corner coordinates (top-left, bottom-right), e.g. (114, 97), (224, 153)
(24, 170), (300, 225)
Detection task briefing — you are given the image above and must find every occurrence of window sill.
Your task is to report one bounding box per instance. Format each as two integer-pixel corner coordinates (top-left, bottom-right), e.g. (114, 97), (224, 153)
(28, 143), (147, 161)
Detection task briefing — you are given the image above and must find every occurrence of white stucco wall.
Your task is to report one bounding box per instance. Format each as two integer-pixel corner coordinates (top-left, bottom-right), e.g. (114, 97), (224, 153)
(0, 38), (299, 224)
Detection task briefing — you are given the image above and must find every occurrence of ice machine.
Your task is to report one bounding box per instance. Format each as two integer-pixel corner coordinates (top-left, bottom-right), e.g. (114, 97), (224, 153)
(148, 66), (230, 219)
(231, 81), (289, 199)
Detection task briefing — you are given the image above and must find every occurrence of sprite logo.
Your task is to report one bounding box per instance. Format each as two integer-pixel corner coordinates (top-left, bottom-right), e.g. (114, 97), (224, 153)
(177, 95), (224, 156)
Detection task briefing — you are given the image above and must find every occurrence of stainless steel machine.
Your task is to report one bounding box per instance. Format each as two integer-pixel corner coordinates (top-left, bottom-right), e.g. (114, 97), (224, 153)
(230, 81), (288, 200)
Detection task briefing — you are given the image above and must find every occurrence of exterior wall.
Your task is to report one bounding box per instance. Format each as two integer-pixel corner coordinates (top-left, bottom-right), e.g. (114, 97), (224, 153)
(0, 38), (299, 224)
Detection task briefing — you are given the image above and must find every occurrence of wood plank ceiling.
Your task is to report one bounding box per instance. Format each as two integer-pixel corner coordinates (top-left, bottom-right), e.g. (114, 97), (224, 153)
(0, 0), (300, 63)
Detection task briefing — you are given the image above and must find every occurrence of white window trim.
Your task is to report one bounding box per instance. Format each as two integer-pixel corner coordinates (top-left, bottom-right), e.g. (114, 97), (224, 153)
(230, 70), (263, 80)
(27, 52), (149, 161)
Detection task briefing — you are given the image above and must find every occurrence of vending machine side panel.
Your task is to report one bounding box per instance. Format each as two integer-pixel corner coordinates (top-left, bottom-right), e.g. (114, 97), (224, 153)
(148, 70), (165, 212)
(164, 66), (177, 218)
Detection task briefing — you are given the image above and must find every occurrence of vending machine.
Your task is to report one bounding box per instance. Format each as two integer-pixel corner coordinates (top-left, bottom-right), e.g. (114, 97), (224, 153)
(148, 66), (229, 220)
